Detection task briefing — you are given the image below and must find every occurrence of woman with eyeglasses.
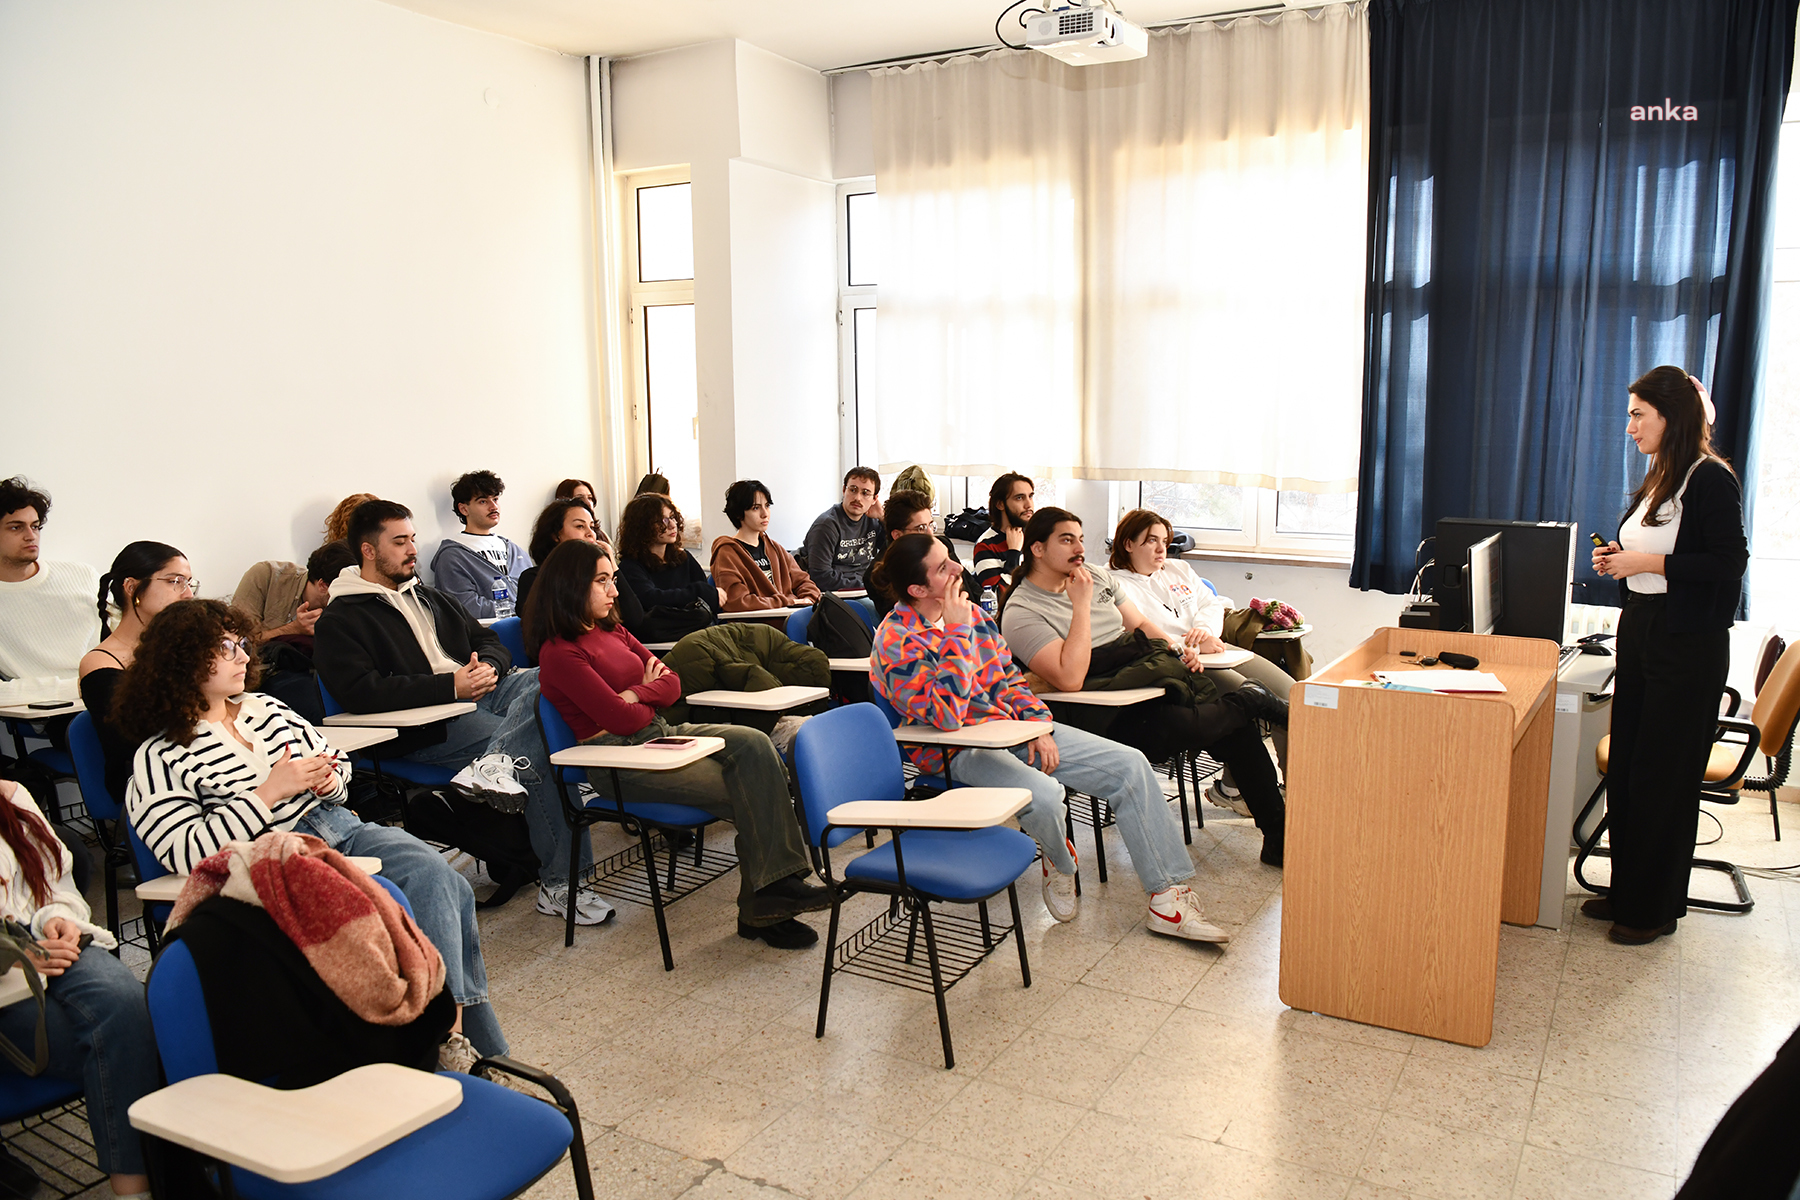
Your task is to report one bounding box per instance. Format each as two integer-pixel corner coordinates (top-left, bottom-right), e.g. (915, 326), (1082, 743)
(78, 541), (196, 805)
(862, 489), (975, 620)
(614, 494), (722, 642)
(117, 599), (510, 1066)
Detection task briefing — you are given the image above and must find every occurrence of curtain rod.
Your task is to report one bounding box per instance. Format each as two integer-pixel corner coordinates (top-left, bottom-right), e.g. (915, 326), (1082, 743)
(821, 2), (1301, 74)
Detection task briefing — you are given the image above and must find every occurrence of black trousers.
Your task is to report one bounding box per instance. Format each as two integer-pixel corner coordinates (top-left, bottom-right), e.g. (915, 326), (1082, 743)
(1607, 593), (1730, 929)
(1106, 701), (1286, 848)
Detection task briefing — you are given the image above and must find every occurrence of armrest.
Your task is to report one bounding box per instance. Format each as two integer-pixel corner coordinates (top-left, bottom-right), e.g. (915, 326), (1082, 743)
(827, 787), (1031, 831)
(1708, 716), (1764, 791)
(1721, 685), (1743, 717)
(127, 1063), (460, 1183)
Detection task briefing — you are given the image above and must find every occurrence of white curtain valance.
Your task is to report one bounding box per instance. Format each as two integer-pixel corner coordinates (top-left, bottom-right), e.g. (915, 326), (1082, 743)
(870, 5), (1369, 493)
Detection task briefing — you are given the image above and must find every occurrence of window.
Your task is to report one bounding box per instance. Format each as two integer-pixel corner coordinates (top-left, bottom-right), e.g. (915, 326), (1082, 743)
(1136, 482), (1356, 555)
(624, 172), (700, 535)
(838, 185), (879, 473)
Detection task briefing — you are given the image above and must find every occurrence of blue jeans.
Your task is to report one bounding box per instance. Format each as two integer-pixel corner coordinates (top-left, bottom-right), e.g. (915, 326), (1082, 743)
(0, 947), (157, 1175)
(403, 668), (591, 890)
(945, 722), (1194, 895)
(296, 803), (506, 1057)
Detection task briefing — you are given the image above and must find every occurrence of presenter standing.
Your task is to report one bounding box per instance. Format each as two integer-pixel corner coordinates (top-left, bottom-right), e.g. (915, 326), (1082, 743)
(1589, 366), (1747, 945)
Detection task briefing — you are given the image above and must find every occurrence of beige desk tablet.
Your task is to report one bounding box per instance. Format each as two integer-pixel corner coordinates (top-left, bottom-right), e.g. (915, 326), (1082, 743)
(1278, 628), (1557, 1047)
(135, 856), (384, 903)
(549, 736), (725, 772)
(828, 787), (1032, 830)
(684, 686), (829, 711)
(893, 720), (1046, 749)
(320, 727), (399, 754)
(322, 702), (475, 728)
(1034, 687), (1164, 706)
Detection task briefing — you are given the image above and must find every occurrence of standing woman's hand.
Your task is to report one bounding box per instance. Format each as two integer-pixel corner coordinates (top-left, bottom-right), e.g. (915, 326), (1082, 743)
(1599, 550), (1663, 581)
(1591, 540), (1621, 575)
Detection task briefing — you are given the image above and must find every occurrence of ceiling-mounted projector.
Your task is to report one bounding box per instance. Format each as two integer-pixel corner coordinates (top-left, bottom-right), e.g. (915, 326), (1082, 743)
(1024, 1), (1149, 64)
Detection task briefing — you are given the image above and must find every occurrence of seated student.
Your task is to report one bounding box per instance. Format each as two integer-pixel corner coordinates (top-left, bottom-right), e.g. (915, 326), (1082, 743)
(554, 478), (597, 508)
(430, 469), (532, 620)
(634, 472), (670, 498)
(79, 542), (196, 805)
(232, 541), (351, 647)
(615, 493), (722, 642)
(323, 492), (379, 545)
(313, 499), (609, 928)
(800, 468), (885, 591)
(972, 473), (1035, 597)
(531, 539), (830, 948)
(864, 490), (976, 621)
(517, 497), (605, 609)
(118, 598), (508, 1064)
(0, 776), (156, 1200)
(710, 480), (821, 611)
(0, 476), (102, 694)
(999, 508), (1288, 865)
(870, 535), (1227, 942)
(1109, 509), (1297, 811)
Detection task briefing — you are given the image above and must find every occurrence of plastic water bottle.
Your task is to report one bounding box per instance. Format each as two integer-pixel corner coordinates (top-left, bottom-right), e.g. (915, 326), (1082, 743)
(980, 587), (998, 615)
(492, 577), (515, 619)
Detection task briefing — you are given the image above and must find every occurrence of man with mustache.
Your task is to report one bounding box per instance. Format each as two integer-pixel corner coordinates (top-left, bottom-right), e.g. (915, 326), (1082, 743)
(313, 499), (613, 927)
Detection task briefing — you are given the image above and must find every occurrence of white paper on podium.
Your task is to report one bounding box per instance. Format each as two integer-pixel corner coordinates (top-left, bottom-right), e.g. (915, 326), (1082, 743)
(1372, 670), (1507, 694)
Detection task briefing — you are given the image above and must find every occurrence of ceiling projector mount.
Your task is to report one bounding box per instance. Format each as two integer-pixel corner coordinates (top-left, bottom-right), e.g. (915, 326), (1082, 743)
(996, 0), (1150, 64)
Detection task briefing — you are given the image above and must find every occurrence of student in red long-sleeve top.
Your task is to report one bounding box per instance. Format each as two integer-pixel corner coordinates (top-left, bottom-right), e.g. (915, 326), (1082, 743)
(531, 538), (830, 950)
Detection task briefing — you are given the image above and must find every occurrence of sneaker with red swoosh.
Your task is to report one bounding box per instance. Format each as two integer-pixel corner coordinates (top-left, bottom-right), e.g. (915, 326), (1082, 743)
(1146, 885), (1229, 943)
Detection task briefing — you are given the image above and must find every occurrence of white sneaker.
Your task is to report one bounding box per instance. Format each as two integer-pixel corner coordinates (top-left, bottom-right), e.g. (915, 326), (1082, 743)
(453, 752), (530, 804)
(1042, 839), (1079, 923)
(1147, 885), (1229, 944)
(536, 883), (615, 926)
(1204, 780), (1254, 818)
(438, 1031), (481, 1073)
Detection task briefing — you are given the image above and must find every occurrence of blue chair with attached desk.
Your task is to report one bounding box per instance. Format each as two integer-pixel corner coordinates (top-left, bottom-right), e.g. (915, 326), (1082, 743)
(67, 712), (136, 946)
(792, 703), (1036, 1069)
(488, 618), (527, 669)
(534, 697), (733, 963)
(315, 682), (456, 794)
(135, 874), (593, 1200)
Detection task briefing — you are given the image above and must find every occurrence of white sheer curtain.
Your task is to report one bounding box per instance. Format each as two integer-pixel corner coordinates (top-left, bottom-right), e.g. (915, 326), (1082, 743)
(870, 5), (1368, 491)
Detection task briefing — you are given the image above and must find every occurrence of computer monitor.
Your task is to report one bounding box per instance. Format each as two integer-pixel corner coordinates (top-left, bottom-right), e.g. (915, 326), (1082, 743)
(1466, 533), (1504, 635)
(1432, 519), (1576, 642)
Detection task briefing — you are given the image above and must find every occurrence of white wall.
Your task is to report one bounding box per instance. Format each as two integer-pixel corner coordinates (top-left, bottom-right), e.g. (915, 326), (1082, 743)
(1, 0), (595, 595)
(830, 71), (876, 180)
(609, 40), (840, 548)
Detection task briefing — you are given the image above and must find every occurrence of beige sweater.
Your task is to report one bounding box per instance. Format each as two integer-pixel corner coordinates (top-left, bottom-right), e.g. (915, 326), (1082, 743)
(232, 560), (308, 631)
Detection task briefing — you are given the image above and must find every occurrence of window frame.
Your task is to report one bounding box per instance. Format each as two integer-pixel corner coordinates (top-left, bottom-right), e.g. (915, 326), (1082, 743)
(837, 181), (878, 478)
(621, 167), (695, 499)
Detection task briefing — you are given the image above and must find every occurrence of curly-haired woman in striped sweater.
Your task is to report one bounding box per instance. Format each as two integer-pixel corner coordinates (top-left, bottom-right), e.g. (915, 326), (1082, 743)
(118, 598), (506, 1067)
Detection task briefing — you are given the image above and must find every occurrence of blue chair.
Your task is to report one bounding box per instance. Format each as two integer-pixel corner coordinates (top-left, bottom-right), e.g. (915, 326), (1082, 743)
(534, 697), (732, 962)
(124, 821), (174, 954)
(67, 712), (135, 945)
(489, 617), (527, 668)
(139, 875), (594, 1200)
(0, 1071), (94, 1196)
(1199, 577), (1218, 596)
(784, 608), (812, 644)
(792, 704), (1036, 1069)
(316, 682), (457, 792)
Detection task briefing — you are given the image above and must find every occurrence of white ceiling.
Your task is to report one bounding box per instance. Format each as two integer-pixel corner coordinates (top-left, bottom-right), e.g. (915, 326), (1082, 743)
(377, 0), (1285, 72)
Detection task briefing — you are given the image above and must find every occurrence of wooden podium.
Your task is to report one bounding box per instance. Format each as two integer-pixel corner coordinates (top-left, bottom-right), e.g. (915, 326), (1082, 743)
(1277, 628), (1558, 1047)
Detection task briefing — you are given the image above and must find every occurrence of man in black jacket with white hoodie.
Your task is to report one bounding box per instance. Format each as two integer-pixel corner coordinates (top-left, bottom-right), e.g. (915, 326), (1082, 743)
(314, 498), (613, 927)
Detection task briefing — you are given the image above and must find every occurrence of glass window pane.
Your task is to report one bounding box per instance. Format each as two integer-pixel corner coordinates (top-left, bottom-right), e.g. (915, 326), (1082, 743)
(638, 183), (693, 282)
(1274, 491), (1357, 536)
(853, 307), (877, 467)
(847, 192), (880, 287)
(1140, 481), (1246, 532)
(644, 304), (701, 533)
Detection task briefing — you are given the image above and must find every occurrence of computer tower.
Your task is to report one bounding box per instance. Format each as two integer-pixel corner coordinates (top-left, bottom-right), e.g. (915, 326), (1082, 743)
(1432, 518), (1576, 643)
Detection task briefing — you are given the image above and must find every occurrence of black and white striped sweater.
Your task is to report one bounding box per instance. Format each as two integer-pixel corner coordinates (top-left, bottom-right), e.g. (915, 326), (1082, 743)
(125, 693), (351, 875)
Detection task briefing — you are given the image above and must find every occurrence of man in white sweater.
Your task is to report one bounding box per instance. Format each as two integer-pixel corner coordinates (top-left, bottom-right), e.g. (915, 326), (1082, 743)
(0, 477), (100, 696)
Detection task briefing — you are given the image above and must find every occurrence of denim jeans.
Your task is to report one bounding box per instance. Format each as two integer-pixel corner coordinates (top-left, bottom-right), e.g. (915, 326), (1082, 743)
(944, 722), (1194, 894)
(0, 947), (158, 1175)
(296, 802), (506, 1057)
(401, 668), (591, 890)
(579, 719), (813, 923)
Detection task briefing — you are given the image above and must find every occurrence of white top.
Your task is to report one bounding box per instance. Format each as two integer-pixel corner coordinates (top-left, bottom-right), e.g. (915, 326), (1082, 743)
(1618, 461), (1702, 594)
(0, 784), (116, 949)
(1110, 560), (1230, 639)
(0, 560), (103, 695)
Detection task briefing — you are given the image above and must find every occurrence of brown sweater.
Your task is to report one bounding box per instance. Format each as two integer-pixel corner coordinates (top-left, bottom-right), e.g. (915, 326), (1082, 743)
(709, 534), (821, 611)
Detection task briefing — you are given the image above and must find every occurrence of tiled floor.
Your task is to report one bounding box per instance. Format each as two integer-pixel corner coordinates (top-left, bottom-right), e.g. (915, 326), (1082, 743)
(478, 784), (1800, 1200)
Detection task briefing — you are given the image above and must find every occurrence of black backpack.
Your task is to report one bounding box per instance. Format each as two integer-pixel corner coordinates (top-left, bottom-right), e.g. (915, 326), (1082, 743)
(944, 507), (988, 542)
(403, 789), (540, 908)
(808, 594), (874, 658)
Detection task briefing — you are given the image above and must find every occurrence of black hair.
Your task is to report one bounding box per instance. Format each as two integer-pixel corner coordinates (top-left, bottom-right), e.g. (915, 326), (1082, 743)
(723, 480), (772, 529)
(844, 467), (881, 491)
(524, 538), (616, 657)
(988, 473), (1034, 533)
(634, 473), (671, 497)
(528, 498), (596, 565)
(450, 470), (505, 526)
(97, 540), (185, 637)
(346, 499), (413, 560)
(305, 539), (359, 584)
(882, 490), (934, 536)
(0, 477), (50, 523)
(868, 534), (939, 607)
(995, 506), (1080, 619)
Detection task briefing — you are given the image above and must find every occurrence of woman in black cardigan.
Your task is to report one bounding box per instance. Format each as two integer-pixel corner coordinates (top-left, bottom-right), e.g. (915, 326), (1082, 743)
(1589, 365), (1747, 944)
(615, 493), (722, 642)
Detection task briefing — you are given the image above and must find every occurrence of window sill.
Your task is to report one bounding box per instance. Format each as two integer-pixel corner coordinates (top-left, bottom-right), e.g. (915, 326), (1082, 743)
(1179, 547), (1354, 571)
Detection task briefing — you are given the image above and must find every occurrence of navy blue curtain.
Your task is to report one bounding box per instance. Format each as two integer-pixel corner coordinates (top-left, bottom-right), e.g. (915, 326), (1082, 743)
(1353, 0), (1797, 602)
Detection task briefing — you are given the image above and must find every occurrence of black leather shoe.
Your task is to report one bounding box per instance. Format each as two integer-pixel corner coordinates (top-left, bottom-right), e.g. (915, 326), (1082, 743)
(1222, 682), (1290, 728)
(1580, 896), (1613, 921)
(1608, 920), (1677, 945)
(1260, 836), (1284, 868)
(755, 873), (833, 913)
(738, 918), (820, 949)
